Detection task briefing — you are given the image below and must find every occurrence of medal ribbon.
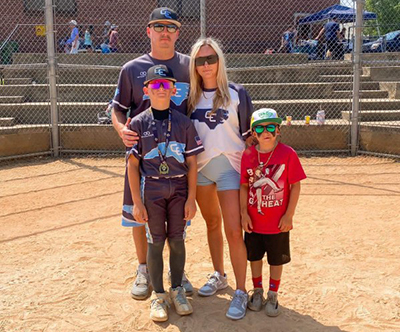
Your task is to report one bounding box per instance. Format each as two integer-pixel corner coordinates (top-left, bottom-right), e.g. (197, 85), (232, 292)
(151, 109), (172, 165)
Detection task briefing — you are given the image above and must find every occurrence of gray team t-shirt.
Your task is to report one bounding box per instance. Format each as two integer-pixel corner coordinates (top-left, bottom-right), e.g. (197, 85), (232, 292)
(113, 52), (190, 117)
(128, 108), (204, 178)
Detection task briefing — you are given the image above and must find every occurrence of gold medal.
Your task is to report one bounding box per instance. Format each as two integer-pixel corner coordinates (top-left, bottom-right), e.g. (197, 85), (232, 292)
(159, 161), (169, 175)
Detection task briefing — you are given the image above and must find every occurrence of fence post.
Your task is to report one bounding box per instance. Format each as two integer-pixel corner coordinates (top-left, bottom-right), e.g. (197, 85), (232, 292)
(200, 0), (206, 37)
(45, 0), (59, 157)
(351, 0), (364, 156)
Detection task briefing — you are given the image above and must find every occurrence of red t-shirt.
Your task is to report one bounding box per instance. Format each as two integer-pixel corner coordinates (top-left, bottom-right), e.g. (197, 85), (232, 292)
(240, 143), (306, 234)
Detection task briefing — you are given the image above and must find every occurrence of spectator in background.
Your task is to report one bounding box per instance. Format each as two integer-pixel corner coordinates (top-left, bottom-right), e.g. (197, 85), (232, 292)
(316, 17), (341, 60)
(65, 20), (80, 54)
(102, 21), (112, 44)
(109, 25), (120, 53)
(84, 25), (94, 53)
(278, 27), (297, 53)
(340, 27), (347, 41)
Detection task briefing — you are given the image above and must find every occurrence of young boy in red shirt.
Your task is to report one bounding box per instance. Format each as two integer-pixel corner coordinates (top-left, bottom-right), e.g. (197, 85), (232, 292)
(240, 108), (306, 316)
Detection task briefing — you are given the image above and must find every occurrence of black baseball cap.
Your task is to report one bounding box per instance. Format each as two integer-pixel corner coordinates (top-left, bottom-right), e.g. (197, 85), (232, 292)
(148, 7), (181, 28)
(144, 65), (177, 86)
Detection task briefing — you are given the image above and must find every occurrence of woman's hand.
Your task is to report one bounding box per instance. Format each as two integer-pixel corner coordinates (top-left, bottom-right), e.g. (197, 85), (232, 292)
(184, 198), (196, 221)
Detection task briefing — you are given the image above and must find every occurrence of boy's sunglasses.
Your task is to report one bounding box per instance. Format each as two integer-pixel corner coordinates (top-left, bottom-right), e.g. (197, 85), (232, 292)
(147, 79), (175, 90)
(254, 124), (278, 134)
(195, 54), (219, 66)
(150, 23), (179, 33)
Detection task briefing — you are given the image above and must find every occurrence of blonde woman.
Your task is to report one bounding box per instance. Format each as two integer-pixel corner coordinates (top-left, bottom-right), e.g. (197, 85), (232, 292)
(188, 37), (253, 320)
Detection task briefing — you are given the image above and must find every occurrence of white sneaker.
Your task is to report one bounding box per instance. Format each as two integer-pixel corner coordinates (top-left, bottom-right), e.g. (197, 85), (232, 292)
(265, 290), (281, 317)
(170, 286), (193, 316)
(150, 291), (170, 322)
(130, 268), (150, 300)
(198, 271), (228, 297)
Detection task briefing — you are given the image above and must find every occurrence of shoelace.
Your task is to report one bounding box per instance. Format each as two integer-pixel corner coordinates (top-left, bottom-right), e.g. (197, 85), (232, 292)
(205, 273), (219, 286)
(231, 292), (246, 308)
(151, 297), (170, 310)
(135, 272), (148, 285)
(174, 288), (187, 305)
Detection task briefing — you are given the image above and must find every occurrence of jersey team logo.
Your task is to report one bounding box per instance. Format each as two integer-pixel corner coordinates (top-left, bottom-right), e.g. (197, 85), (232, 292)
(144, 141), (186, 163)
(191, 108), (229, 129)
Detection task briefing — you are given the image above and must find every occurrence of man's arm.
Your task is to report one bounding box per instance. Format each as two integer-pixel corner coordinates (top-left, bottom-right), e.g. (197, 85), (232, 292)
(278, 181), (301, 232)
(184, 155), (197, 221)
(127, 155), (148, 223)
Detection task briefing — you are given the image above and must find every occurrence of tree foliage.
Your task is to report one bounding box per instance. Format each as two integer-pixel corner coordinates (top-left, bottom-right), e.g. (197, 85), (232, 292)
(365, 0), (400, 35)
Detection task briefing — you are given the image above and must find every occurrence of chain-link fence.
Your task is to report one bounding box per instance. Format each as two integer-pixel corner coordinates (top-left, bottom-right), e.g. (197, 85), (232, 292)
(1, 0), (399, 160)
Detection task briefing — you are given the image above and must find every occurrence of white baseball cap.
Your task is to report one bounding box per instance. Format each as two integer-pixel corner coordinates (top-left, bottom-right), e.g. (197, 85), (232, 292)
(250, 108), (282, 129)
(69, 20), (77, 26)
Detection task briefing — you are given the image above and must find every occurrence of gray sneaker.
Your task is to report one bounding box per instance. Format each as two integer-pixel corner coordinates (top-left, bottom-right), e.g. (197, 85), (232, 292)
(168, 271), (194, 296)
(130, 269), (150, 300)
(182, 272), (194, 296)
(198, 271), (228, 297)
(247, 288), (264, 311)
(265, 290), (281, 317)
(226, 289), (248, 320)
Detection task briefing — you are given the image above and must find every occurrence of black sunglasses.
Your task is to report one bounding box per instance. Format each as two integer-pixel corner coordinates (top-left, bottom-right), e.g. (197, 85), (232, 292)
(195, 54), (219, 66)
(253, 124), (278, 134)
(149, 23), (179, 33)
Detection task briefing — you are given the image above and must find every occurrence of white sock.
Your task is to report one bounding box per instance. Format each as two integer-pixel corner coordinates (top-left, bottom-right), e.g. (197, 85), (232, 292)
(138, 263), (147, 274)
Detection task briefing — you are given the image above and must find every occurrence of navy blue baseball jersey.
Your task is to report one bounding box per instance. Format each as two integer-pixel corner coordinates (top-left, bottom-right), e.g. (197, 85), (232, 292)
(113, 52), (190, 117)
(128, 108), (204, 177)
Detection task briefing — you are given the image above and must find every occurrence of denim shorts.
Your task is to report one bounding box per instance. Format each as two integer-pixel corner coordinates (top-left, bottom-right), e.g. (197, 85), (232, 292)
(197, 154), (240, 191)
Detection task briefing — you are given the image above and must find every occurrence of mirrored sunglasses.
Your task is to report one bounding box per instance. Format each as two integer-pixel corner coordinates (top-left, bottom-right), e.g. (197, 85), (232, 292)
(147, 79), (175, 90)
(195, 54), (219, 66)
(151, 23), (178, 33)
(254, 124), (277, 134)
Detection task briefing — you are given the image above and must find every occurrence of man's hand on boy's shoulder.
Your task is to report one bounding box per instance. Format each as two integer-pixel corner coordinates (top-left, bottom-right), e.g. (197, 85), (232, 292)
(120, 117), (139, 148)
(241, 211), (253, 233)
(133, 201), (148, 224)
(278, 213), (293, 232)
(184, 198), (196, 221)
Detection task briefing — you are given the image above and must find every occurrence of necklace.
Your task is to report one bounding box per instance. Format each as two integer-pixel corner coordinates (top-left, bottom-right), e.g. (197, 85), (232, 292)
(257, 141), (277, 169)
(202, 90), (214, 100)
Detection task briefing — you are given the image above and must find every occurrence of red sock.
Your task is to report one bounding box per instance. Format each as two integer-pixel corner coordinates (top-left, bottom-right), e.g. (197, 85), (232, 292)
(269, 278), (280, 292)
(252, 276), (263, 288)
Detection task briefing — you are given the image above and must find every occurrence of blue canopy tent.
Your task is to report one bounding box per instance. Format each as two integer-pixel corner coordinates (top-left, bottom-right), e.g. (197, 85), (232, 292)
(298, 4), (377, 25)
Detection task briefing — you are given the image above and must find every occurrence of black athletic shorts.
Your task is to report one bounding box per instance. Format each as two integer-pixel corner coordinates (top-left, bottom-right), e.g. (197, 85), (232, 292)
(244, 231), (291, 266)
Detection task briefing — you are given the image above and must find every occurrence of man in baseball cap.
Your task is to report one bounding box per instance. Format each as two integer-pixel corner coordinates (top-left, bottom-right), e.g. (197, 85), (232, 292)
(111, 7), (192, 301)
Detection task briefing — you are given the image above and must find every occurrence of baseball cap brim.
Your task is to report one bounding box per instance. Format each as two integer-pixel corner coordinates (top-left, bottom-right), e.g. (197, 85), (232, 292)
(251, 118), (282, 128)
(148, 19), (181, 28)
(143, 77), (177, 86)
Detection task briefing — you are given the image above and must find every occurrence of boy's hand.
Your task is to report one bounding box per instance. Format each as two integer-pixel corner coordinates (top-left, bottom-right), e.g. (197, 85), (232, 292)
(121, 117), (139, 147)
(133, 202), (148, 224)
(184, 198), (196, 221)
(278, 214), (293, 232)
(241, 211), (253, 233)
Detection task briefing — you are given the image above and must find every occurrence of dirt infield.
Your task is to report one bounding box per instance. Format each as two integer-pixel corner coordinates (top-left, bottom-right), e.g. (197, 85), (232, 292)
(1, 156), (399, 332)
